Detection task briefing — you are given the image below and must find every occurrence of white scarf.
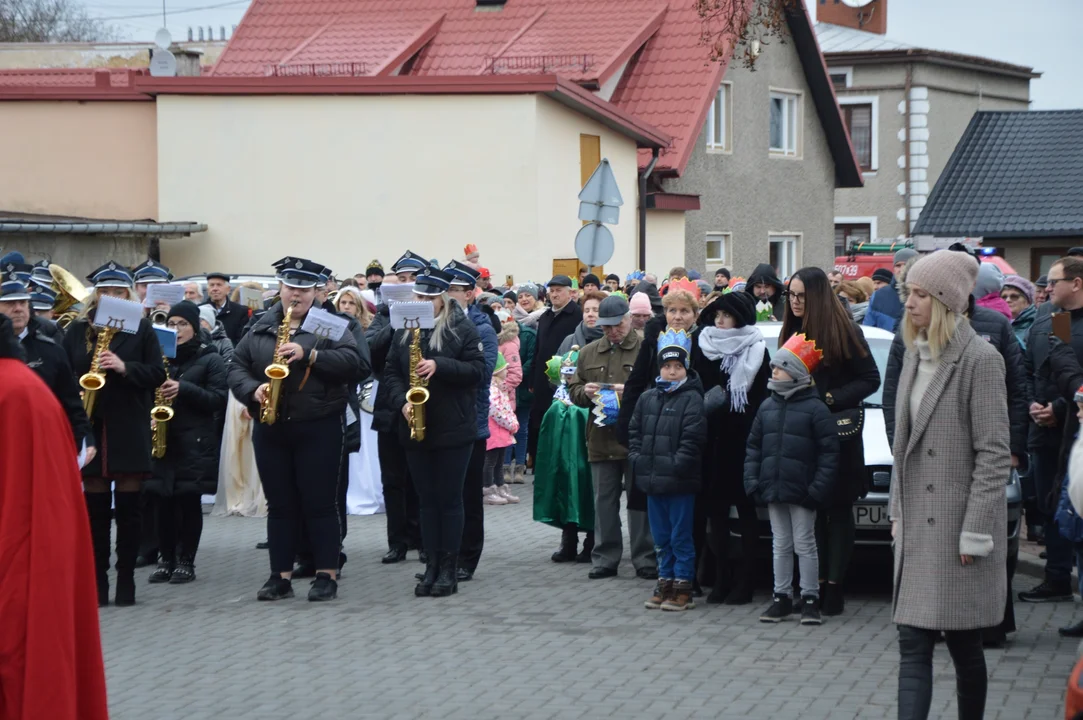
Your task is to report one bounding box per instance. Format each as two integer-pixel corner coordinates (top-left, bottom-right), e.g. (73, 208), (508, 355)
(698, 325), (766, 412)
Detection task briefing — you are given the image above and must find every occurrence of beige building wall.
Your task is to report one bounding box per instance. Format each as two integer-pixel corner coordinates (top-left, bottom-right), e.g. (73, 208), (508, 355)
(0, 101), (157, 219)
(157, 93), (643, 283)
(644, 210), (686, 275)
(0, 41), (225, 69)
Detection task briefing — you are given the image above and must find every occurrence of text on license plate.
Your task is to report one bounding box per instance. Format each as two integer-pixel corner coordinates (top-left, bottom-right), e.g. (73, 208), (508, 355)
(853, 505), (890, 528)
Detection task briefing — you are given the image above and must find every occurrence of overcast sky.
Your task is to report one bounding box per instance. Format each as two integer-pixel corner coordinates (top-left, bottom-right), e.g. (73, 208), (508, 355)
(89, 0), (1082, 110)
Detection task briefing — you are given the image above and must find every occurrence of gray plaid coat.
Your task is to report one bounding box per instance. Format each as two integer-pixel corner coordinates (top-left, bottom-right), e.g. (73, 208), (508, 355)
(890, 320), (1009, 630)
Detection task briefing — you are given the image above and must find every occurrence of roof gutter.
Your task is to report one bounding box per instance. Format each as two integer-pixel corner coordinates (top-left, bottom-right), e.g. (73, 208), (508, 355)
(638, 148), (659, 270)
(0, 221), (207, 236)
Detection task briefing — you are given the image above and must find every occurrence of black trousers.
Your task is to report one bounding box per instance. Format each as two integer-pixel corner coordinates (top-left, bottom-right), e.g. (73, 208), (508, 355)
(406, 443), (473, 555)
(296, 440), (350, 564)
(897, 625), (986, 720)
(460, 438), (488, 571)
(253, 414), (344, 573)
(378, 430), (422, 552)
(157, 492), (204, 563)
(138, 488), (159, 561)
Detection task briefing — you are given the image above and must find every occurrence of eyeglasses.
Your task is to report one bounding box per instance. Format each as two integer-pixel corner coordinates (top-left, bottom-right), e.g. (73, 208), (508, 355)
(166, 320), (190, 329)
(1000, 292), (1025, 302)
(783, 291), (806, 303)
(1047, 277), (1072, 287)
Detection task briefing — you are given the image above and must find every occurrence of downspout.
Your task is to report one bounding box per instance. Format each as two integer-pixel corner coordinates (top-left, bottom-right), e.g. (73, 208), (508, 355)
(638, 148), (660, 270)
(903, 63), (913, 235)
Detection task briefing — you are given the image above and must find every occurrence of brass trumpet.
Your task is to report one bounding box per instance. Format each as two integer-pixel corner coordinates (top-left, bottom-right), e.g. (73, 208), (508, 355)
(151, 351), (174, 459)
(80, 325), (119, 417)
(405, 324), (429, 441)
(259, 305), (292, 425)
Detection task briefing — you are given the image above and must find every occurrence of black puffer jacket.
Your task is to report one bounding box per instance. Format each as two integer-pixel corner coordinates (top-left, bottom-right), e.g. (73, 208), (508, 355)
(744, 386), (841, 507)
(21, 315), (92, 449)
(63, 316), (166, 476)
(228, 302), (364, 423)
(382, 302), (485, 449)
(146, 339), (228, 496)
(629, 373), (707, 496)
(365, 304), (398, 434)
(884, 304), (1028, 459)
(1024, 305), (1083, 450)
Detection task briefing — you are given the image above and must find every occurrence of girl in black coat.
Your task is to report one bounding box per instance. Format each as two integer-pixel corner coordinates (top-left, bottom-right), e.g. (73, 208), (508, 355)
(382, 268), (485, 598)
(779, 267), (881, 616)
(63, 264), (166, 608)
(228, 258), (363, 603)
(145, 301), (228, 585)
(693, 292), (772, 605)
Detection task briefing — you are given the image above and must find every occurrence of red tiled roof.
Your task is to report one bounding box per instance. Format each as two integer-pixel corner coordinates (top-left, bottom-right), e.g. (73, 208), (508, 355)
(211, 0), (726, 175)
(0, 68), (151, 100)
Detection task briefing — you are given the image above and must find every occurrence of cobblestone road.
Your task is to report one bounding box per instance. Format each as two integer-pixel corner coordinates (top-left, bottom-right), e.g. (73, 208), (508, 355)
(98, 487), (1080, 719)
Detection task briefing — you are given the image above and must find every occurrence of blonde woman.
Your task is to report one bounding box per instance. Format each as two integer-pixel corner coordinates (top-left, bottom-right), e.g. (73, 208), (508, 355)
(891, 250), (1009, 719)
(62, 262), (166, 607)
(335, 285), (373, 330)
(836, 281), (869, 323)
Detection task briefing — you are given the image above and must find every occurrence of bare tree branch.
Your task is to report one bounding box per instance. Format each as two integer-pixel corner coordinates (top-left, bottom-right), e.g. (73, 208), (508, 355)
(0, 0), (120, 42)
(696, 0), (800, 69)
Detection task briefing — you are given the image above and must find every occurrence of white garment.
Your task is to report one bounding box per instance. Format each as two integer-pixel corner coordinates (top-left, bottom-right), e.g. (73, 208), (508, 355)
(346, 407), (385, 515)
(909, 336), (937, 428)
(1069, 433), (1083, 516)
(212, 393), (267, 518)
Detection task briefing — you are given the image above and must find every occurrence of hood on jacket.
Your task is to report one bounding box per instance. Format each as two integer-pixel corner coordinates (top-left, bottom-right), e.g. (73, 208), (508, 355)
(748, 263), (784, 295)
(895, 255), (921, 304)
(631, 281), (663, 314)
(497, 319), (519, 344)
(973, 262), (1004, 301)
(976, 293), (1014, 321)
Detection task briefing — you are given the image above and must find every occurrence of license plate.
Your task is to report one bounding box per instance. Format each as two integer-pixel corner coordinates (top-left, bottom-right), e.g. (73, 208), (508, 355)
(853, 504), (890, 528)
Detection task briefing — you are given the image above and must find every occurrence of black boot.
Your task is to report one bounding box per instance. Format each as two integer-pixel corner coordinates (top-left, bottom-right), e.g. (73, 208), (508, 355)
(707, 551), (731, 604)
(551, 524), (577, 563)
(432, 553), (459, 597)
(84, 493), (112, 607)
(575, 531), (594, 563)
(113, 491), (141, 607)
(821, 582), (845, 616)
(415, 553), (439, 597)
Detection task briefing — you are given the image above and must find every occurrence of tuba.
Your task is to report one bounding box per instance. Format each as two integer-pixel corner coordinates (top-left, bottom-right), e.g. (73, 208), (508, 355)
(150, 351), (175, 459)
(259, 304), (292, 425)
(80, 324), (120, 417)
(49, 263), (89, 329)
(405, 322), (429, 441)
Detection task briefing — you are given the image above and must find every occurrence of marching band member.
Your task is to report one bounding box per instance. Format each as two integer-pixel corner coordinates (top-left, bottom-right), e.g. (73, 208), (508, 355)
(133, 258), (173, 307)
(63, 261), (166, 607)
(382, 266), (485, 597)
(145, 301), (228, 585)
(0, 266), (91, 450)
(228, 257), (363, 602)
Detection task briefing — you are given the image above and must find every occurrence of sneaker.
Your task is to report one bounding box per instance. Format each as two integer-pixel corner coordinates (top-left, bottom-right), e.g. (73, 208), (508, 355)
(497, 486), (520, 503)
(256, 574), (294, 601)
(759, 594), (793, 623)
(308, 572), (338, 602)
(661, 580), (695, 611)
(1018, 580), (1073, 603)
(800, 595), (822, 625)
(148, 561), (173, 584)
(483, 488), (508, 505)
(645, 579), (674, 609)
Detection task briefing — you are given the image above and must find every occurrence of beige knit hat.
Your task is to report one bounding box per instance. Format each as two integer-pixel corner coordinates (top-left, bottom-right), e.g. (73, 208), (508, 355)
(905, 250), (979, 314)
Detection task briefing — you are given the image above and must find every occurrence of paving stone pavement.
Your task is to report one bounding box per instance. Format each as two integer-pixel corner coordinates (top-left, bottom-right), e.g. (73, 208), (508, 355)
(98, 484), (1081, 720)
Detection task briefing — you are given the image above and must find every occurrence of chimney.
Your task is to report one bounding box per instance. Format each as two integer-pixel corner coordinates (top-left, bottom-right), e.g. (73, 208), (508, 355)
(220, 26), (226, 40)
(198, 27), (204, 41)
(817, 0), (887, 35)
(187, 27), (193, 42)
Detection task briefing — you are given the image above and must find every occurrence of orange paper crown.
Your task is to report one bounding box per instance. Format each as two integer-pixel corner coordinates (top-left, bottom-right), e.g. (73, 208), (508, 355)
(668, 276), (701, 301)
(463, 243), (479, 258)
(780, 333), (824, 375)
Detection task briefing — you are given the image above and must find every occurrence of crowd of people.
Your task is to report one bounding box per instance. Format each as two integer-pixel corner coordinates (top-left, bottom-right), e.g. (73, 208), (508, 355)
(5, 240), (1083, 719)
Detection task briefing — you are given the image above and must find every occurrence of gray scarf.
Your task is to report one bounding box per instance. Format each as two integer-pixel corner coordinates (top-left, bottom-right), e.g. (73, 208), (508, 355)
(698, 325), (766, 412)
(767, 375), (812, 400)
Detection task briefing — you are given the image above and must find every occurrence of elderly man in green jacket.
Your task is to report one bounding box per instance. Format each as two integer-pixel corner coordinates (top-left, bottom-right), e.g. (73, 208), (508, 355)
(568, 295), (657, 580)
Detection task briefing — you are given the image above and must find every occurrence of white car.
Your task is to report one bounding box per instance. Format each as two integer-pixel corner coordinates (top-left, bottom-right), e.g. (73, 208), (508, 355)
(737, 323), (1021, 562)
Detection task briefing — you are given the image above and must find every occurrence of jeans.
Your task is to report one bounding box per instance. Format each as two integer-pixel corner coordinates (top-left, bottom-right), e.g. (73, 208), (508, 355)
(1033, 446), (1073, 583)
(647, 494), (696, 582)
(504, 406), (530, 466)
(768, 503), (818, 598)
(483, 447), (506, 488)
(406, 443), (473, 555)
(897, 625), (986, 720)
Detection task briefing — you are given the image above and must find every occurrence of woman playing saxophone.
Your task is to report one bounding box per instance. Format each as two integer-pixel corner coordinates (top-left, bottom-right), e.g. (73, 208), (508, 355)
(61, 261), (166, 608)
(228, 257), (363, 603)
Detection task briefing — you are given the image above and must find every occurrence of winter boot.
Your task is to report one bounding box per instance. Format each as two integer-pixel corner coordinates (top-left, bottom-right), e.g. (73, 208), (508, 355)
(551, 524), (578, 563)
(576, 531), (594, 563)
(645, 579), (673, 609)
(661, 580), (695, 611)
(724, 569), (755, 605)
(821, 583), (845, 616)
(513, 464), (527, 484)
(84, 492), (113, 607)
(113, 491), (142, 607)
(432, 553), (459, 597)
(415, 553), (439, 597)
(169, 554), (196, 584)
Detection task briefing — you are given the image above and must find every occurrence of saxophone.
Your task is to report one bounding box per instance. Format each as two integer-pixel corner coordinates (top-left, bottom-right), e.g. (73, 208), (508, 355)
(259, 304), (292, 425)
(405, 323), (430, 441)
(150, 351), (175, 459)
(80, 324), (120, 417)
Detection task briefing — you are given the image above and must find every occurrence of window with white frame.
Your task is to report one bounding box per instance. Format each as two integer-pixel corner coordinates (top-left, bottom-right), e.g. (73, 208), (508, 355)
(769, 91), (800, 157)
(705, 232), (730, 265)
(829, 67), (852, 90)
(769, 234), (800, 279)
(838, 96), (878, 172)
(706, 83), (732, 151)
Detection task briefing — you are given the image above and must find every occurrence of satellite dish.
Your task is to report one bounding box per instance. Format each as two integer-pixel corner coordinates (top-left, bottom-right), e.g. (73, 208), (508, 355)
(154, 28), (172, 50)
(840, 0), (874, 7)
(149, 49), (177, 77)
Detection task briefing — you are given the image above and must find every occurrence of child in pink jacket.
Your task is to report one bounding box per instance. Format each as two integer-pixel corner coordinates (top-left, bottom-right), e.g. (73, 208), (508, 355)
(484, 353), (520, 505)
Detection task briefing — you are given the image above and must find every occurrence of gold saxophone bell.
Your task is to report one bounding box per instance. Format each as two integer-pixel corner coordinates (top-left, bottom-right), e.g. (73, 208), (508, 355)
(260, 305), (293, 425)
(80, 325), (119, 417)
(406, 325), (429, 441)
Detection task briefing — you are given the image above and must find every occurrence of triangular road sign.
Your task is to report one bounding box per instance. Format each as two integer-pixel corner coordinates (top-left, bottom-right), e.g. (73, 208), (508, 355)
(578, 159), (623, 224)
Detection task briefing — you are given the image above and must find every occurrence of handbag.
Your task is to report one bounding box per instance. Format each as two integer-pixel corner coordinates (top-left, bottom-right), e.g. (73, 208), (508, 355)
(834, 407), (865, 439)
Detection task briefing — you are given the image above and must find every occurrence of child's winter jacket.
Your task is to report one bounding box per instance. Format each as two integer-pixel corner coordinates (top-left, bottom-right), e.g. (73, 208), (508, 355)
(487, 379), (519, 450)
(743, 386), (840, 507)
(628, 373), (707, 496)
(497, 321), (523, 408)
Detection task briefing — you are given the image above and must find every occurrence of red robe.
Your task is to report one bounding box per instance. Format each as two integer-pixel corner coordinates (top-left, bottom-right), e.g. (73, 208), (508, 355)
(0, 358), (109, 720)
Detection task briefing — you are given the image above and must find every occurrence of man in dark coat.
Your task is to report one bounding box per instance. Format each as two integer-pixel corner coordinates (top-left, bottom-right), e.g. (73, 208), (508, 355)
(746, 263), (785, 321)
(527, 275), (583, 462)
(201, 271), (251, 345)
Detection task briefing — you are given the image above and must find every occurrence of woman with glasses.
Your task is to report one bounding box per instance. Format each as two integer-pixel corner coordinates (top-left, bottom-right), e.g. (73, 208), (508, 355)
(779, 267), (880, 617)
(1000, 275), (1037, 349)
(145, 301), (228, 585)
